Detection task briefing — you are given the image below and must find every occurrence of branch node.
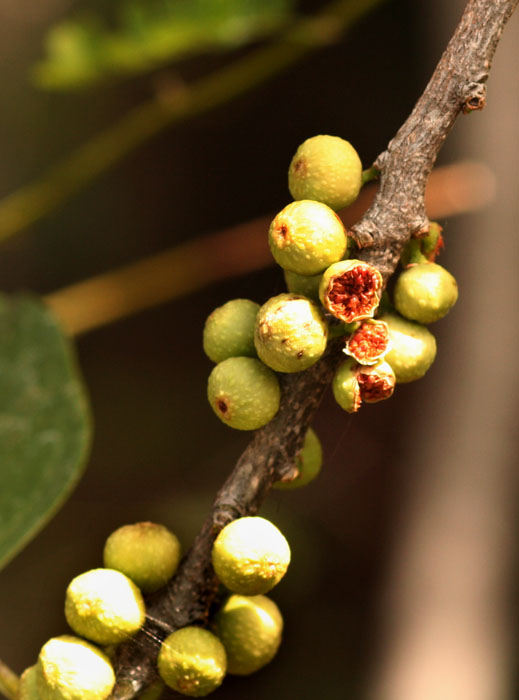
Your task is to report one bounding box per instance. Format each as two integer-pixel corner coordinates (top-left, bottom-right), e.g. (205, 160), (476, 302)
(462, 81), (487, 112)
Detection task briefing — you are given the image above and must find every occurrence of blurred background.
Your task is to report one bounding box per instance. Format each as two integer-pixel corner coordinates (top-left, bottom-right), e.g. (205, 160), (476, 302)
(0, 1), (517, 698)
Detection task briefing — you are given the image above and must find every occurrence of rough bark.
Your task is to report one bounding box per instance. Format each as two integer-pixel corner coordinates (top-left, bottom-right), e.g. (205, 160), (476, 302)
(111, 0), (517, 696)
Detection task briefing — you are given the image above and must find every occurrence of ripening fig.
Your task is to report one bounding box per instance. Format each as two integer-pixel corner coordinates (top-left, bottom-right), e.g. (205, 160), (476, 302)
(36, 636), (115, 700)
(268, 200), (347, 275)
(283, 268), (322, 302)
(212, 517), (291, 595)
(157, 627), (226, 697)
(207, 356), (280, 430)
(65, 568), (146, 645)
(103, 522), (181, 593)
(332, 358), (361, 413)
(273, 427), (323, 489)
(394, 262), (458, 323)
(203, 299), (259, 363)
(344, 319), (390, 365)
(254, 294), (327, 373)
(288, 134), (363, 210)
(379, 312), (437, 383)
(320, 259), (383, 323)
(357, 360), (396, 403)
(215, 594), (283, 675)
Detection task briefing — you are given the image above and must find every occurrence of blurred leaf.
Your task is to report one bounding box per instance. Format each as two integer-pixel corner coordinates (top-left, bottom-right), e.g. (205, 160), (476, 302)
(0, 295), (91, 571)
(33, 0), (294, 91)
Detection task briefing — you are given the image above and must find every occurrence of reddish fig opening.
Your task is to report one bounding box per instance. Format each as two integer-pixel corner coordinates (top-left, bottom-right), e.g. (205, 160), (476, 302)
(325, 265), (382, 322)
(346, 320), (389, 364)
(358, 369), (395, 403)
(216, 399), (228, 414)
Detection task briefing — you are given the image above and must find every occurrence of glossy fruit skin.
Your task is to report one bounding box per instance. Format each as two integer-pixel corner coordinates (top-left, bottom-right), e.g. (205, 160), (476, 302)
(36, 636), (115, 700)
(203, 299), (259, 363)
(212, 517), (290, 596)
(379, 312), (437, 383)
(273, 427), (323, 489)
(207, 356), (280, 430)
(254, 293), (327, 373)
(288, 135), (363, 211)
(394, 262), (458, 323)
(268, 200), (347, 275)
(157, 627), (226, 697)
(215, 594), (283, 675)
(319, 259), (383, 323)
(65, 568), (146, 645)
(332, 358), (361, 413)
(103, 522), (181, 593)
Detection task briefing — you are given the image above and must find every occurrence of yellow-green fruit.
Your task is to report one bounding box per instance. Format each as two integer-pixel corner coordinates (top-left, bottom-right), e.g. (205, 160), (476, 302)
(288, 134), (363, 210)
(207, 356), (280, 430)
(394, 262), (458, 324)
(269, 200), (347, 275)
(203, 299), (260, 363)
(284, 269), (322, 302)
(215, 594), (283, 675)
(379, 313), (437, 383)
(19, 666), (41, 700)
(157, 627), (226, 697)
(273, 427), (323, 489)
(103, 522), (181, 593)
(65, 568), (146, 645)
(254, 294), (328, 373)
(332, 358), (361, 413)
(212, 516), (291, 595)
(36, 636), (115, 700)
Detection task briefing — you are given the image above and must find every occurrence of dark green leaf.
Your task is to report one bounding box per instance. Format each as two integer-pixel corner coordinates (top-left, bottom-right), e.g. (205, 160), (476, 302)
(0, 295), (91, 571)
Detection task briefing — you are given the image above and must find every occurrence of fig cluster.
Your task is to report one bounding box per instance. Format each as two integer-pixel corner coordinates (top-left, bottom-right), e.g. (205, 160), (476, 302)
(204, 136), (458, 426)
(20, 518), (289, 699)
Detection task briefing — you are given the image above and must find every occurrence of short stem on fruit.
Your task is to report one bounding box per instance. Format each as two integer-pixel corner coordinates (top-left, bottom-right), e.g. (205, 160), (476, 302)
(361, 165), (380, 185)
(0, 660), (19, 700)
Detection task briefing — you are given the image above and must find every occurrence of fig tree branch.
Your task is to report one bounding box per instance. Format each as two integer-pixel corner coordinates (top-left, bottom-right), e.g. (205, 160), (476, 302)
(110, 0), (517, 697)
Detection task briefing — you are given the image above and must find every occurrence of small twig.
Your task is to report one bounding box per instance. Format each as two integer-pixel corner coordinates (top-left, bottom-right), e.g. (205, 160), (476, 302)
(0, 0), (386, 245)
(44, 161), (495, 336)
(0, 660), (19, 700)
(108, 2), (516, 697)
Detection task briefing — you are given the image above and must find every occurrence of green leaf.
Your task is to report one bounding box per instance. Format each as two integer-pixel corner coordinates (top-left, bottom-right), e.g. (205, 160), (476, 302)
(33, 0), (294, 91)
(0, 295), (91, 571)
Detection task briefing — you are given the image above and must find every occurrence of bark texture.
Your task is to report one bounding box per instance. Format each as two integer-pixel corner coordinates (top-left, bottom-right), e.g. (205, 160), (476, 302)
(111, 0), (517, 696)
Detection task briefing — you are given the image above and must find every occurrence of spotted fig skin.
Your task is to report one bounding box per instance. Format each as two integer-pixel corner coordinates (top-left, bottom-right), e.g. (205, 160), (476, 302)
(283, 268), (322, 302)
(379, 312), (437, 383)
(215, 594), (283, 675)
(203, 298), (260, 363)
(207, 356), (280, 430)
(268, 200), (347, 276)
(320, 259), (383, 323)
(254, 293), (328, 373)
(273, 427), (323, 489)
(394, 262), (458, 324)
(288, 135), (363, 211)
(332, 358), (361, 413)
(157, 627), (226, 697)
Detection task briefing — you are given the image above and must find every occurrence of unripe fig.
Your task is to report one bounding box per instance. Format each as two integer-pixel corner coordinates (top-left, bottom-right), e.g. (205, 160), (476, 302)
(268, 200), (347, 275)
(320, 259), (383, 323)
(379, 312), (437, 383)
(215, 594), (283, 675)
(36, 636), (115, 700)
(288, 134), (363, 210)
(103, 522), (181, 593)
(157, 627), (226, 697)
(19, 666), (40, 700)
(344, 319), (390, 365)
(212, 516), (290, 595)
(254, 293), (327, 373)
(65, 568), (146, 645)
(273, 427), (323, 489)
(394, 262), (458, 323)
(283, 269), (322, 302)
(203, 299), (259, 363)
(207, 356), (280, 430)
(332, 358), (361, 413)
